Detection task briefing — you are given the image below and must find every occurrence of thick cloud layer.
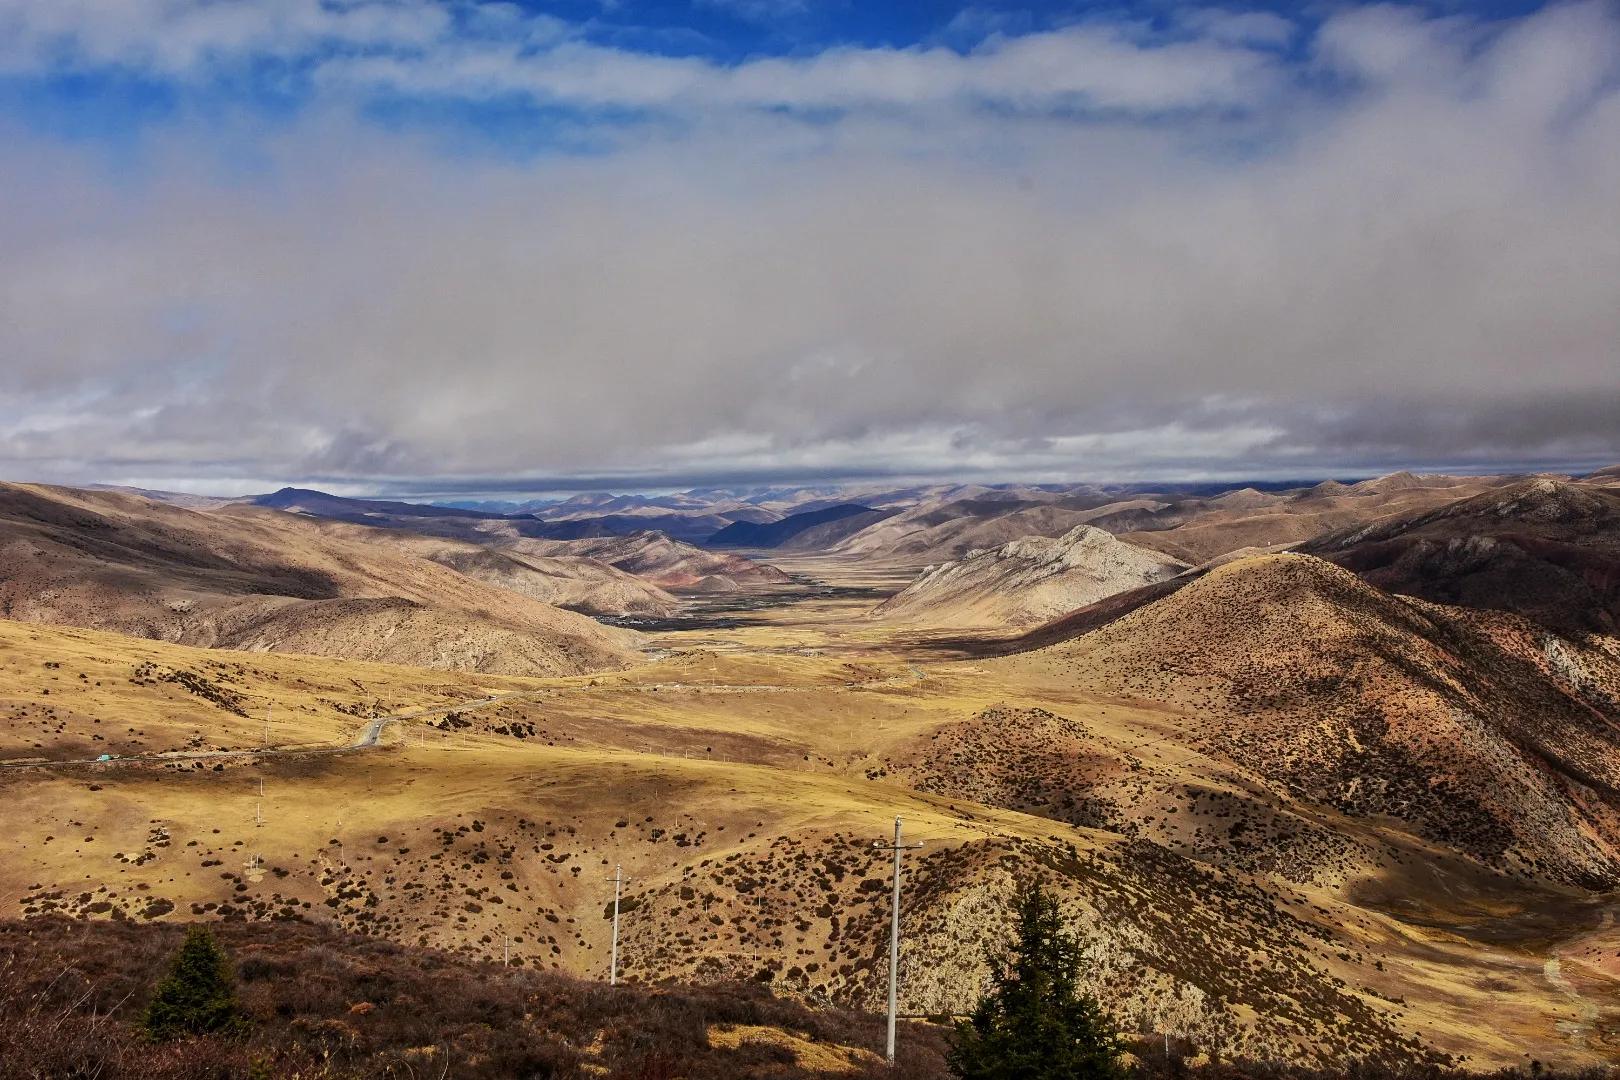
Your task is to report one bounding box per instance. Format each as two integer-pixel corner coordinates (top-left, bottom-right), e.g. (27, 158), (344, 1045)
(1, 2), (1617, 493)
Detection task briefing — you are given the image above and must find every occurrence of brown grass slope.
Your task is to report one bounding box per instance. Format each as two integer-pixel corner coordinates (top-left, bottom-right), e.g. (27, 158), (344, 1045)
(822, 473), (1511, 568)
(1104, 474), (1514, 565)
(1300, 479), (1620, 635)
(999, 554), (1620, 889)
(323, 526), (680, 617)
(513, 530), (793, 593)
(4, 609), (1620, 1066)
(831, 495), (1131, 563)
(0, 483), (640, 676)
(772, 507), (899, 551)
(0, 742), (1460, 1068)
(871, 525), (1188, 629)
(242, 488), (791, 594)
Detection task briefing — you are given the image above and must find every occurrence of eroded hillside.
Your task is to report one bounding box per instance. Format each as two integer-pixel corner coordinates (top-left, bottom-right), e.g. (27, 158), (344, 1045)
(871, 525), (1188, 629)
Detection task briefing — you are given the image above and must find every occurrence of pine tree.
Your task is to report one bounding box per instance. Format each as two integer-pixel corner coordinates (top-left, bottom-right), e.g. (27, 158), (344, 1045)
(948, 883), (1124, 1080)
(143, 925), (247, 1041)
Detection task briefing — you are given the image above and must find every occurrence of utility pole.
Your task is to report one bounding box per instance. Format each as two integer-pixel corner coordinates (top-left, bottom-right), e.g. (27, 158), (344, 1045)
(503, 933), (511, 967)
(609, 865), (626, 986)
(872, 816), (923, 1066)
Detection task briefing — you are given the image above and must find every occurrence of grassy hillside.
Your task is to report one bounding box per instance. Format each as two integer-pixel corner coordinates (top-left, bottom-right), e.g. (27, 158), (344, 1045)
(4, 588), (1619, 1068)
(0, 483), (641, 677)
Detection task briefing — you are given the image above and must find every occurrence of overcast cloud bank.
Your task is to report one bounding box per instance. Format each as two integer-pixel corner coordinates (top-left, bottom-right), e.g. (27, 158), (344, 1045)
(0, 0), (1616, 494)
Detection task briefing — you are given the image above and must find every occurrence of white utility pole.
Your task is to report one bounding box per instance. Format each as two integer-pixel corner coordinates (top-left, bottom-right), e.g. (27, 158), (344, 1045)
(872, 816), (923, 1065)
(609, 865), (625, 986)
(503, 934), (511, 967)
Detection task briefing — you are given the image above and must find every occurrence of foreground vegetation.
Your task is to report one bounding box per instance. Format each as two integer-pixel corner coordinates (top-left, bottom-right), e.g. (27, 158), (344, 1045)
(1, 916), (946, 1079)
(1, 916), (1613, 1080)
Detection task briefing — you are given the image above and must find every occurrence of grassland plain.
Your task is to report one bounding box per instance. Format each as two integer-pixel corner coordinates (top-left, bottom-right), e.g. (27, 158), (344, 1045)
(1, 553), (1618, 1069)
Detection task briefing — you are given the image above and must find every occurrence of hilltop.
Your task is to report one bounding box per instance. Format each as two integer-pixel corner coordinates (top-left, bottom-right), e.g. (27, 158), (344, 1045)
(996, 554), (1620, 887)
(871, 525), (1188, 629)
(515, 531), (793, 593)
(832, 497), (1134, 563)
(249, 486), (509, 520)
(1301, 478), (1620, 634)
(326, 527), (680, 617)
(234, 487), (792, 595)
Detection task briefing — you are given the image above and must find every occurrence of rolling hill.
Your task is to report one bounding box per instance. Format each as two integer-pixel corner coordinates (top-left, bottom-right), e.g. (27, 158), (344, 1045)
(0, 483), (642, 676)
(234, 488), (790, 595)
(993, 553), (1620, 888)
(512, 531), (793, 592)
(831, 497), (1137, 563)
(250, 486), (508, 520)
(1093, 475), (1510, 564)
(323, 527), (680, 617)
(870, 525), (1188, 628)
(5, 584), (1617, 1068)
(1300, 478), (1620, 635)
(808, 474), (1513, 567)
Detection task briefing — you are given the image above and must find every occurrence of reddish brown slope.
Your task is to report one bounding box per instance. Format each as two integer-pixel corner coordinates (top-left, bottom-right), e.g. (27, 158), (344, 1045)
(998, 554), (1620, 888)
(1300, 478), (1620, 635)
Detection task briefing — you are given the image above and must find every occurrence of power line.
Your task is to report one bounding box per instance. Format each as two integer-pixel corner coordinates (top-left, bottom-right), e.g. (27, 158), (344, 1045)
(870, 816), (923, 1066)
(607, 864), (630, 986)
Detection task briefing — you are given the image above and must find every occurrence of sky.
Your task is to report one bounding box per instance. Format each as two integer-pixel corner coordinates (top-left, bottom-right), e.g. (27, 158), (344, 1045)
(0, 0), (1617, 498)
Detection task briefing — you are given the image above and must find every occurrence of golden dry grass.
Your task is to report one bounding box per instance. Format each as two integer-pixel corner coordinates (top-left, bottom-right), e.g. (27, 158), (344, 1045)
(2, 555), (1619, 1068)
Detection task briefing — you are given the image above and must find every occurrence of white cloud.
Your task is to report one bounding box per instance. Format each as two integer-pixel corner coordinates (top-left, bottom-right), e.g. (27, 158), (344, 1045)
(308, 24), (1284, 114)
(0, 3), (1617, 489)
(0, 0), (1284, 115)
(0, 0), (466, 75)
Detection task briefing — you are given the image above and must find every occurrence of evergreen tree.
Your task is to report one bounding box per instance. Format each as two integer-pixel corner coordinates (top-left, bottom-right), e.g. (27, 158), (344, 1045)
(949, 883), (1123, 1080)
(143, 925), (247, 1041)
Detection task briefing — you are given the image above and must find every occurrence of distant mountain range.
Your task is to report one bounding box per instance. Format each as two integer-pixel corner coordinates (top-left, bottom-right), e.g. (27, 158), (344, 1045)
(253, 487), (510, 520)
(707, 503), (888, 548)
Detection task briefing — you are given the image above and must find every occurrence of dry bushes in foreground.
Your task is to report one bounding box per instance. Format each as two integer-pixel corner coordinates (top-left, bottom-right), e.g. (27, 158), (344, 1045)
(0, 916), (946, 1079)
(0, 917), (1610, 1080)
